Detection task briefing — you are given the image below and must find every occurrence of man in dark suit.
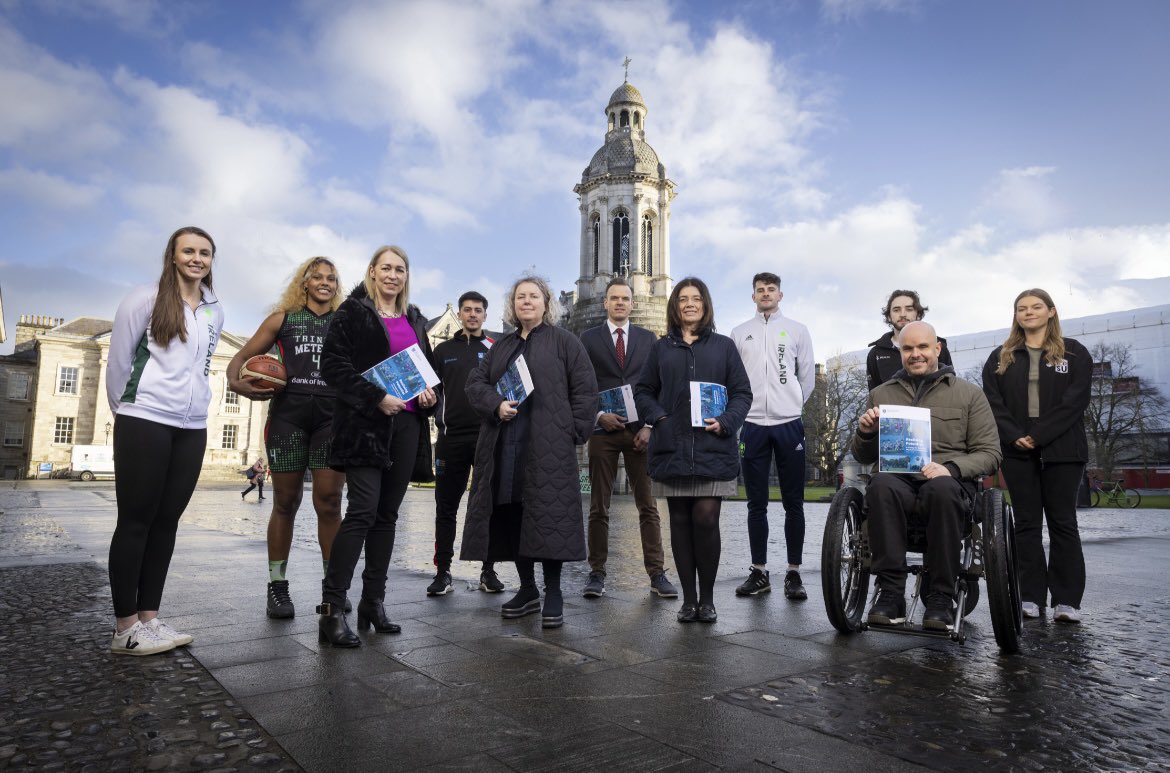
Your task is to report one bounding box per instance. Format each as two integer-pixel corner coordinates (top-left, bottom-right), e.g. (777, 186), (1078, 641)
(580, 278), (677, 600)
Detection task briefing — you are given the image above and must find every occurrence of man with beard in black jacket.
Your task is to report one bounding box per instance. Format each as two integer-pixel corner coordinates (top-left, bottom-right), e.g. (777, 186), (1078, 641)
(426, 291), (504, 596)
(867, 289), (953, 391)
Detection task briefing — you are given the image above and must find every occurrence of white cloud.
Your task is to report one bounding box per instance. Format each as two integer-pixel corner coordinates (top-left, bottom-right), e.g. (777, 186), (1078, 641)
(0, 167), (103, 208)
(977, 165), (1064, 231)
(820, 0), (920, 23)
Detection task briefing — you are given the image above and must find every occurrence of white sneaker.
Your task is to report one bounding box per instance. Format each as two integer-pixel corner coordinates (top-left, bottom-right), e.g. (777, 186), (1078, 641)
(110, 620), (177, 656)
(1021, 601), (1041, 619)
(1053, 604), (1081, 624)
(147, 618), (193, 646)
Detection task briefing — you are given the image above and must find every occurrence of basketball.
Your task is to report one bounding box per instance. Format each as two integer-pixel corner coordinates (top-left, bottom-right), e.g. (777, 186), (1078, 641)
(240, 354), (287, 393)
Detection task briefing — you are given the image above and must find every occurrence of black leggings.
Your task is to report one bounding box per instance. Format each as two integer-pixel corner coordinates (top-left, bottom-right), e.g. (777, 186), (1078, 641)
(667, 497), (722, 605)
(108, 415), (206, 618)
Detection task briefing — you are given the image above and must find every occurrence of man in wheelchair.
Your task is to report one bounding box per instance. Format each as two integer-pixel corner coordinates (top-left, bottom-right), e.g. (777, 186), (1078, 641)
(852, 322), (1002, 631)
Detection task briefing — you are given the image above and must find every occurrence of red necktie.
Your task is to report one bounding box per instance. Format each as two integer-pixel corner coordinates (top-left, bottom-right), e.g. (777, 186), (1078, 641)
(616, 327), (626, 370)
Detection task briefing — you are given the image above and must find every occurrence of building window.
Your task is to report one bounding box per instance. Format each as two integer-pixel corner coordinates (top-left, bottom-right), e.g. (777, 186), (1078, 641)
(612, 212), (630, 275)
(1092, 361), (1113, 379)
(620, 109), (629, 128)
(591, 214), (600, 274)
(224, 388), (241, 414)
(57, 366), (79, 395)
(222, 424), (238, 450)
(641, 214), (653, 274)
(7, 372), (30, 401)
(53, 417), (75, 445)
(3, 422), (24, 448)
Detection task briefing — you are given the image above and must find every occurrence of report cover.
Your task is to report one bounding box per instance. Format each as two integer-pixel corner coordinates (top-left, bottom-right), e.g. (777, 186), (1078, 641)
(689, 381), (728, 428)
(598, 384), (638, 423)
(495, 354), (534, 405)
(361, 344), (440, 401)
(877, 404), (933, 473)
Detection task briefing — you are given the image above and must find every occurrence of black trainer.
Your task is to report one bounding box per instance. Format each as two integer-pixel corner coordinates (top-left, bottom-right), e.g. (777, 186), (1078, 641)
(426, 570), (454, 596)
(479, 567), (505, 593)
(923, 593), (955, 631)
(582, 571), (605, 598)
(783, 570), (808, 600)
(267, 580), (295, 619)
(735, 567), (771, 596)
(867, 588), (906, 625)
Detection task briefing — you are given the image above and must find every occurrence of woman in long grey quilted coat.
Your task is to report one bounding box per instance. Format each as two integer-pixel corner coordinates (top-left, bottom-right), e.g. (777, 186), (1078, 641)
(460, 276), (598, 629)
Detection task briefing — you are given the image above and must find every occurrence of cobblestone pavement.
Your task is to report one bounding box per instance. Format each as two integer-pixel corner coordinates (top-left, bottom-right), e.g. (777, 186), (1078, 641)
(3, 481), (1169, 771)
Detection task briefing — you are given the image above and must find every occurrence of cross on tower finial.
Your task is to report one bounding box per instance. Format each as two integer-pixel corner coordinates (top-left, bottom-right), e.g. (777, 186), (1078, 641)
(622, 56), (631, 82)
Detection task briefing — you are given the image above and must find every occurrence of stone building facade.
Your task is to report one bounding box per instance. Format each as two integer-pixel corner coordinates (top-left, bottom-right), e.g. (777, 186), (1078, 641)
(0, 313), (268, 480)
(565, 79), (675, 337)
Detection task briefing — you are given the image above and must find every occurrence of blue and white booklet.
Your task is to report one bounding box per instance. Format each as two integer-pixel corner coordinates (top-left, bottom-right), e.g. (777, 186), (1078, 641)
(361, 344), (440, 402)
(690, 381), (728, 427)
(878, 404), (933, 473)
(599, 384), (638, 423)
(495, 354), (534, 405)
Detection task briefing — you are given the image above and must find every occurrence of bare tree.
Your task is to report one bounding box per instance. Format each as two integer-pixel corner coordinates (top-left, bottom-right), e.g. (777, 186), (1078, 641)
(804, 358), (870, 484)
(1084, 341), (1169, 480)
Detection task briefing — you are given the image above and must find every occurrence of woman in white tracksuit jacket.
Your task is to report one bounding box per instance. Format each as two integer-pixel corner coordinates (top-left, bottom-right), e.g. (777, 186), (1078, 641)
(105, 226), (224, 657)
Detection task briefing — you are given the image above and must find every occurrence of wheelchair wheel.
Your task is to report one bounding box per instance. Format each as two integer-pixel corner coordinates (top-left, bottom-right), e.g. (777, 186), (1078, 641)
(822, 487), (870, 634)
(981, 488), (1022, 653)
(1123, 489), (1141, 508)
(962, 580), (980, 616)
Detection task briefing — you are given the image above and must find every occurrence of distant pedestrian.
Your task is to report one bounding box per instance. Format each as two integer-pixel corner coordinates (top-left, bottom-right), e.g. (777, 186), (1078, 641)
(105, 226), (224, 656)
(460, 276), (598, 629)
(982, 288), (1092, 624)
(635, 278), (752, 624)
(228, 257), (345, 619)
(240, 458), (267, 501)
(316, 245), (438, 647)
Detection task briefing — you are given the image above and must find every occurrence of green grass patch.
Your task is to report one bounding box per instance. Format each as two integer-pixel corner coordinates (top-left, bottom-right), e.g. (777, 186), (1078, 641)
(727, 485), (836, 502)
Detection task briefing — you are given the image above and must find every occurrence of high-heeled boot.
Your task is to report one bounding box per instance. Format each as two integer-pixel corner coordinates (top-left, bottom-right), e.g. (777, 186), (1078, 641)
(356, 598), (401, 634)
(541, 587), (564, 629)
(316, 602), (360, 647)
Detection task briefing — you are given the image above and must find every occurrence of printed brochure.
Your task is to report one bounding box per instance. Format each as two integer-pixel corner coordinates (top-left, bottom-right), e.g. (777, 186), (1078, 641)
(690, 381), (728, 428)
(495, 354), (534, 405)
(361, 344), (440, 401)
(598, 384), (638, 423)
(877, 404), (933, 473)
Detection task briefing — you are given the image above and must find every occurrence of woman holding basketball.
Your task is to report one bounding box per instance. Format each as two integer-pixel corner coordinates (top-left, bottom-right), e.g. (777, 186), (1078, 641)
(105, 226), (224, 656)
(316, 245), (437, 647)
(228, 257), (345, 620)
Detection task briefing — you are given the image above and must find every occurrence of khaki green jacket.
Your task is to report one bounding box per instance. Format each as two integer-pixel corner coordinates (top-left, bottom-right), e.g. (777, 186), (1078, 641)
(852, 369), (1002, 480)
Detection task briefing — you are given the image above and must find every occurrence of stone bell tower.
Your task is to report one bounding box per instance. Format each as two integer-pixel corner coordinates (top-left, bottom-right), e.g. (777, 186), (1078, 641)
(566, 65), (675, 337)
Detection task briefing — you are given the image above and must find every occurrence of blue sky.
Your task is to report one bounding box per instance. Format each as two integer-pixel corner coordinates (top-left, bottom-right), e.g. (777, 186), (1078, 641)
(2, 0), (1168, 358)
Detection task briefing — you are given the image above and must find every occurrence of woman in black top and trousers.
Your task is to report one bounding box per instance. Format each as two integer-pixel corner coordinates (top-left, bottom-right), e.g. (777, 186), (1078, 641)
(635, 277), (752, 624)
(982, 288), (1092, 624)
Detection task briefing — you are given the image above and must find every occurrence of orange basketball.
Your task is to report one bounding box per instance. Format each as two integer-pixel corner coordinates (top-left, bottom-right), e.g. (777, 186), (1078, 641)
(240, 354), (287, 393)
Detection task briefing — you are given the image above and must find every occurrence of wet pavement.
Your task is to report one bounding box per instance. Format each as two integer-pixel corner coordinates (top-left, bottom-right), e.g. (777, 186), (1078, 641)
(0, 480), (1167, 771)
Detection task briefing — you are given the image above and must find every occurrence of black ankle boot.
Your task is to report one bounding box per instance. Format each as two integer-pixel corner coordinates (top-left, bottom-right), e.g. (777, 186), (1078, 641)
(541, 588), (564, 629)
(316, 603), (360, 647)
(356, 598), (401, 634)
(501, 584), (541, 619)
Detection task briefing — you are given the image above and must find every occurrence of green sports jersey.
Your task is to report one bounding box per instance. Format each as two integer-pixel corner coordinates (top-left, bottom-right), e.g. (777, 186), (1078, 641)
(275, 308), (335, 395)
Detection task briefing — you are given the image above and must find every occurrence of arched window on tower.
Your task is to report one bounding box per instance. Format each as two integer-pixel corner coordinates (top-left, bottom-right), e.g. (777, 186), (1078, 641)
(612, 212), (630, 275)
(641, 214), (654, 275)
(620, 109), (629, 128)
(590, 214), (600, 274)
(634, 111), (641, 128)
(608, 112), (615, 132)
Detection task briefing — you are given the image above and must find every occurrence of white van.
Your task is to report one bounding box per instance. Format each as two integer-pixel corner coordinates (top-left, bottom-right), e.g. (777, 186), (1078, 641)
(70, 445), (116, 481)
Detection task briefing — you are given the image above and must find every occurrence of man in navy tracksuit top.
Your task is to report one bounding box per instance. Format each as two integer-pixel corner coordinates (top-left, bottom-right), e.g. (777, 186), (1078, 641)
(426, 291), (503, 596)
(730, 272), (816, 600)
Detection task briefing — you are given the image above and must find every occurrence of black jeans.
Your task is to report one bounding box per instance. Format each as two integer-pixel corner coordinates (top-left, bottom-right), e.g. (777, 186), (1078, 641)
(433, 433), (477, 570)
(865, 472), (970, 600)
(1002, 457), (1085, 608)
(322, 413), (421, 607)
(108, 415), (206, 618)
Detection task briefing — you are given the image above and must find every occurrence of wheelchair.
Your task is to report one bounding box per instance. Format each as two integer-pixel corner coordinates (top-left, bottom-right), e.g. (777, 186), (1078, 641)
(821, 478), (1023, 653)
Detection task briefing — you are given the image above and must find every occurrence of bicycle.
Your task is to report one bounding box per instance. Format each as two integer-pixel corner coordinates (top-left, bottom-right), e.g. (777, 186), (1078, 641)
(1089, 476), (1141, 508)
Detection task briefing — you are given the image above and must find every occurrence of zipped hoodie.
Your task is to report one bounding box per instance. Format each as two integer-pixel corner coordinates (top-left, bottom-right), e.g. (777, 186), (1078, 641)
(106, 283), (225, 429)
(434, 329), (494, 438)
(730, 310), (815, 425)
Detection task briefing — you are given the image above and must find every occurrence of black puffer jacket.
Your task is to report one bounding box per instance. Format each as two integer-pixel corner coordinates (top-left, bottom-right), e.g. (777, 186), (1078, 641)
(634, 328), (753, 482)
(321, 283), (435, 470)
(459, 324), (598, 561)
(981, 337), (1092, 464)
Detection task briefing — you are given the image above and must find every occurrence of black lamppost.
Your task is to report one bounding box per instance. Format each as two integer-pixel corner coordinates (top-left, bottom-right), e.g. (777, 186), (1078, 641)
(105, 422), (112, 445)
